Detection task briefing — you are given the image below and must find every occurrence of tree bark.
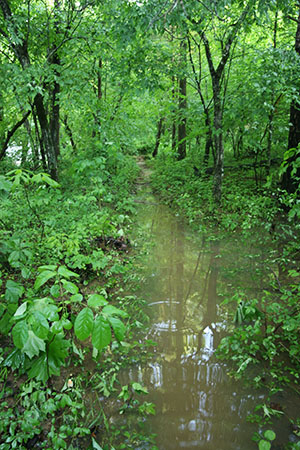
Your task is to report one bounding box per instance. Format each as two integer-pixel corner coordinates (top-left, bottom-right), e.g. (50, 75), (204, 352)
(49, 0), (61, 158)
(34, 94), (58, 180)
(171, 75), (177, 151)
(153, 117), (165, 157)
(199, 1), (253, 203)
(0, 0), (58, 179)
(177, 40), (187, 161)
(281, 6), (300, 193)
(63, 116), (77, 151)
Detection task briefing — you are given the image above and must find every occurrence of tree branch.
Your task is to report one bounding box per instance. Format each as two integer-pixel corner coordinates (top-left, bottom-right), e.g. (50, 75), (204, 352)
(0, 110), (31, 160)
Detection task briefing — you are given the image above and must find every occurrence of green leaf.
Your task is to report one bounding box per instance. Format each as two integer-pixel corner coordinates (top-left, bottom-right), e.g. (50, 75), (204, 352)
(70, 293), (83, 303)
(264, 430), (276, 441)
(14, 301), (28, 317)
(92, 316), (111, 351)
(51, 320), (63, 334)
(132, 382), (148, 394)
(74, 307), (94, 340)
(87, 294), (108, 309)
(12, 321), (29, 349)
(4, 348), (25, 370)
(41, 173), (60, 188)
(38, 265), (57, 272)
(259, 440), (271, 450)
(5, 280), (24, 303)
(108, 316), (126, 341)
(0, 303), (5, 319)
(62, 318), (72, 330)
(0, 311), (13, 335)
(34, 270), (56, 290)
(61, 279), (78, 294)
(22, 330), (46, 358)
(30, 311), (49, 339)
(50, 284), (60, 298)
(0, 175), (12, 192)
(47, 334), (69, 376)
(28, 354), (48, 382)
(102, 305), (128, 318)
(58, 266), (79, 279)
(33, 298), (59, 321)
(92, 437), (103, 450)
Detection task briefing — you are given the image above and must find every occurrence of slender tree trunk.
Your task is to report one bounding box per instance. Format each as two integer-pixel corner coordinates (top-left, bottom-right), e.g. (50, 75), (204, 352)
(177, 40), (187, 161)
(98, 58), (102, 101)
(212, 84), (224, 203)
(49, 0), (61, 158)
(203, 110), (213, 167)
(34, 94), (58, 180)
(153, 117), (165, 157)
(282, 6), (300, 193)
(32, 110), (47, 171)
(0, 110), (31, 161)
(171, 75), (177, 151)
(266, 8), (278, 175)
(50, 61), (60, 159)
(63, 116), (77, 151)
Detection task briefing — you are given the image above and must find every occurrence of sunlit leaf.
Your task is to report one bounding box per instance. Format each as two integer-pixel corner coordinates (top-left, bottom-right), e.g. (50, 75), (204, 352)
(34, 270), (56, 290)
(87, 294), (108, 309)
(22, 330), (46, 358)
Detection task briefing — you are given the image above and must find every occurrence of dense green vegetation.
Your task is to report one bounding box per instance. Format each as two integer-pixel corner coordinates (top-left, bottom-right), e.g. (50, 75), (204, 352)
(0, 0), (300, 448)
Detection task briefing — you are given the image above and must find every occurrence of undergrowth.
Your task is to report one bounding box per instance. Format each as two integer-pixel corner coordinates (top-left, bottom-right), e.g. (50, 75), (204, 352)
(0, 151), (157, 449)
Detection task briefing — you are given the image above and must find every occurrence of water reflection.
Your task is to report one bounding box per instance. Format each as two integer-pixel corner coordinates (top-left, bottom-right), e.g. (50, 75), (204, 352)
(126, 199), (270, 449)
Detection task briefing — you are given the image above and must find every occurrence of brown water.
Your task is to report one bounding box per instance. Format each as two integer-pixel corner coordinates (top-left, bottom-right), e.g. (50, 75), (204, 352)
(123, 180), (292, 449)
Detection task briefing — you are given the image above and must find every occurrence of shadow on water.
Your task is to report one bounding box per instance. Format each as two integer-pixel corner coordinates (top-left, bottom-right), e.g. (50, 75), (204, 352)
(121, 182), (292, 449)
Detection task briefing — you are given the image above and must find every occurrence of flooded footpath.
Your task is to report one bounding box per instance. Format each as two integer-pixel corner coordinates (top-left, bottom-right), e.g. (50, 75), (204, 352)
(120, 163), (294, 449)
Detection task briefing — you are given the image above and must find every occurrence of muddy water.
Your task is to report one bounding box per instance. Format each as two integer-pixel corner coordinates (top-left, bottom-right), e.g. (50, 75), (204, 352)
(125, 181), (288, 449)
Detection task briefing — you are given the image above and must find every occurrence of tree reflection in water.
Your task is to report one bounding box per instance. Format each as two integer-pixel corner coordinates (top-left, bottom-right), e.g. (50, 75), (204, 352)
(124, 201), (270, 449)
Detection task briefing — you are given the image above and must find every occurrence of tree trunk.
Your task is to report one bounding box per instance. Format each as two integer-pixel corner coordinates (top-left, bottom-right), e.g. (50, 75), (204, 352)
(98, 58), (103, 100)
(0, 110), (31, 161)
(203, 110), (213, 167)
(63, 116), (77, 152)
(212, 86), (224, 203)
(32, 110), (47, 172)
(177, 41), (187, 161)
(0, 0), (58, 179)
(281, 6), (300, 193)
(153, 117), (165, 157)
(171, 75), (177, 151)
(49, 0), (61, 158)
(34, 93), (58, 180)
(266, 9), (278, 175)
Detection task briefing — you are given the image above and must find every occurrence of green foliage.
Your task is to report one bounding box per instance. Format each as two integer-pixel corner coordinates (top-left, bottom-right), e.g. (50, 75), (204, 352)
(0, 380), (90, 449)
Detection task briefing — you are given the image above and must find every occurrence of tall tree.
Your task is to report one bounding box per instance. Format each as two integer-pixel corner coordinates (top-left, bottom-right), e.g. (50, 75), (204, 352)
(187, 0), (255, 202)
(282, 5), (300, 193)
(0, 0), (58, 179)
